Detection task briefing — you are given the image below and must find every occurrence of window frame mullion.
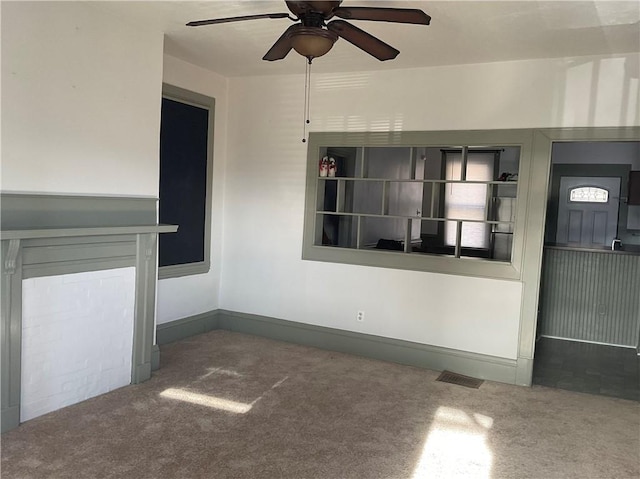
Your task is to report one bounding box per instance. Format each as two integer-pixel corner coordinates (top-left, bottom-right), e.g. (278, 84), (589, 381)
(302, 129), (533, 281)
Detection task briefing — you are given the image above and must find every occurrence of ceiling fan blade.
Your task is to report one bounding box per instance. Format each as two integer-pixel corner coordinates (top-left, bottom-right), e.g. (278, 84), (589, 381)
(327, 20), (399, 61)
(263, 24), (299, 61)
(332, 7), (431, 25)
(187, 13), (290, 27)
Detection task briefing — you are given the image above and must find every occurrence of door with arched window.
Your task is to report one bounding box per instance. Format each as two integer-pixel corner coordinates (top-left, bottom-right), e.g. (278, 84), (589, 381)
(556, 176), (621, 248)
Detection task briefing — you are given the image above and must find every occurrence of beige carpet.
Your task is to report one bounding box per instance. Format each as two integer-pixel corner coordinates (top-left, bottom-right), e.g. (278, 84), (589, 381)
(2, 330), (638, 478)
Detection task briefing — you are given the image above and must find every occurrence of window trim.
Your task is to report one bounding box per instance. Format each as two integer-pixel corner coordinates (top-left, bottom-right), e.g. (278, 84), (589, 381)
(302, 129), (534, 280)
(158, 83), (214, 280)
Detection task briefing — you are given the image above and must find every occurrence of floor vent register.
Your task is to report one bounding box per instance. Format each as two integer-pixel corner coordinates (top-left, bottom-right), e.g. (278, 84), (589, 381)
(436, 370), (484, 389)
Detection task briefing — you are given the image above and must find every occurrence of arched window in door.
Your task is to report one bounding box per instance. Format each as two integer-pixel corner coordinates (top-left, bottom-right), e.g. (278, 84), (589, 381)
(569, 186), (609, 203)
(557, 178), (620, 247)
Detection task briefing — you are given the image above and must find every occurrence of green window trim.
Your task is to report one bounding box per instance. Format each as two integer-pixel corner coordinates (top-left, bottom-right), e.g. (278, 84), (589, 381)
(158, 84), (214, 280)
(302, 129), (535, 280)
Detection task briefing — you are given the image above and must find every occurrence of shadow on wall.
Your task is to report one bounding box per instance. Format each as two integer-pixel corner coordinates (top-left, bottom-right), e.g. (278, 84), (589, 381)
(556, 55), (639, 127)
(313, 71), (405, 133)
(309, 55), (639, 133)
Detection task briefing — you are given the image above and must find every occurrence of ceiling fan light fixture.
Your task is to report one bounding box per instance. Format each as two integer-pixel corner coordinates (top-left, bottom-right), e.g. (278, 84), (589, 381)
(289, 27), (338, 60)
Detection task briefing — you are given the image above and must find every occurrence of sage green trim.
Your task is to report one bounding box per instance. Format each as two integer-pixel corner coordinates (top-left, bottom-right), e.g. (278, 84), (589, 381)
(21, 237), (136, 279)
(1, 406), (20, 434)
(156, 311), (220, 345)
(157, 309), (517, 385)
(515, 130), (553, 386)
(0, 193), (157, 230)
(0, 225), (177, 241)
(1, 240), (22, 433)
(302, 129), (533, 280)
(515, 357), (534, 387)
(158, 262), (210, 279)
(159, 84), (215, 280)
(3, 227), (177, 280)
(131, 233), (160, 384)
(151, 344), (160, 371)
(23, 258), (136, 280)
(517, 127), (640, 387)
(218, 310), (517, 383)
(0, 195), (175, 432)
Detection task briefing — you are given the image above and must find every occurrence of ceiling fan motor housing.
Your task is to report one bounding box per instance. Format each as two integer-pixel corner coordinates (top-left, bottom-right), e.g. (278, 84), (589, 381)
(187, 0), (429, 62)
(285, 1), (342, 17)
(285, 1), (341, 59)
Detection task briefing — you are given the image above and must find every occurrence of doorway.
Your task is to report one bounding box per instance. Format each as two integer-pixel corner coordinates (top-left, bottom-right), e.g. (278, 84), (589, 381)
(556, 176), (620, 247)
(533, 141), (640, 401)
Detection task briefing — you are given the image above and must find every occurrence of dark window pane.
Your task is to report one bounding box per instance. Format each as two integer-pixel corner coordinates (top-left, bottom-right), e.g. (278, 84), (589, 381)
(159, 98), (209, 267)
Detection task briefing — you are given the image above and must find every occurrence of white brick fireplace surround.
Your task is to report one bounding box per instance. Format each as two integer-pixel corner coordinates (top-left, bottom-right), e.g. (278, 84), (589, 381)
(21, 267), (136, 422)
(0, 194), (177, 432)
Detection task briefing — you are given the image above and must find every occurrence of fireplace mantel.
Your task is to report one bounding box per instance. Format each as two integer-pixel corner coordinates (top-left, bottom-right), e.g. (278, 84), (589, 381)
(1, 225), (177, 241)
(1, 194), (177, 432)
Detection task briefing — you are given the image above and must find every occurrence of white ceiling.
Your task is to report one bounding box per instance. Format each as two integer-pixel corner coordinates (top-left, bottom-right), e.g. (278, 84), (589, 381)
(97, 1), (640, 77)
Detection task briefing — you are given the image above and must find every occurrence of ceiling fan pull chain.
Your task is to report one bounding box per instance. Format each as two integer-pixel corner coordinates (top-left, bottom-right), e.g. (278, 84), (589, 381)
(302, 59), (312, 143)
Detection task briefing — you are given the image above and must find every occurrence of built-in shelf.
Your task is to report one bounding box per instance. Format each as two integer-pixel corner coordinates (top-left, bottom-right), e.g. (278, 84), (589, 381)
(318, 177), (518, 186)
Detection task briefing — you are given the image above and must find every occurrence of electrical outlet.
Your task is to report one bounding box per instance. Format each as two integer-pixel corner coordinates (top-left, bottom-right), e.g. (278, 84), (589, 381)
(356, 311), (365, 322)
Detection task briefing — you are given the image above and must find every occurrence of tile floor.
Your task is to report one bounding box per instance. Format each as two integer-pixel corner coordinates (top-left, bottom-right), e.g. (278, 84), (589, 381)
(533, 337), (639, 401)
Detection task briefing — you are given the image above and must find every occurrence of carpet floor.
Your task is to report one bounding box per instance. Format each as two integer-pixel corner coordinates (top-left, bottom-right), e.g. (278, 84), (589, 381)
(2, 330), (639, 478)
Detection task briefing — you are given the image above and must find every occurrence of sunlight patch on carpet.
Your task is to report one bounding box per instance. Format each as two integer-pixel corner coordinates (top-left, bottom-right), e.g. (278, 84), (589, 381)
(160, 388), (253, 414)
(198, 367), (244, 380)
(412, 406), (493, 478)
(159, 377), (289, 415)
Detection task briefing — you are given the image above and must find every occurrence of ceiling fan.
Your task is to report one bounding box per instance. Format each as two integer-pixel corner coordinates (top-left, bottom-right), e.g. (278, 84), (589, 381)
(187, 1), (431, 63)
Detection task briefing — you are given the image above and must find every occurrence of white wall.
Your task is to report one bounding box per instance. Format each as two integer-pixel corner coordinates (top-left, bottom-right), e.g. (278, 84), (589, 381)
(219, 53), (639, 360)
(156, 55), (229, 323)
(0, 3), (226, 326)
(1, 2), (164, 196)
